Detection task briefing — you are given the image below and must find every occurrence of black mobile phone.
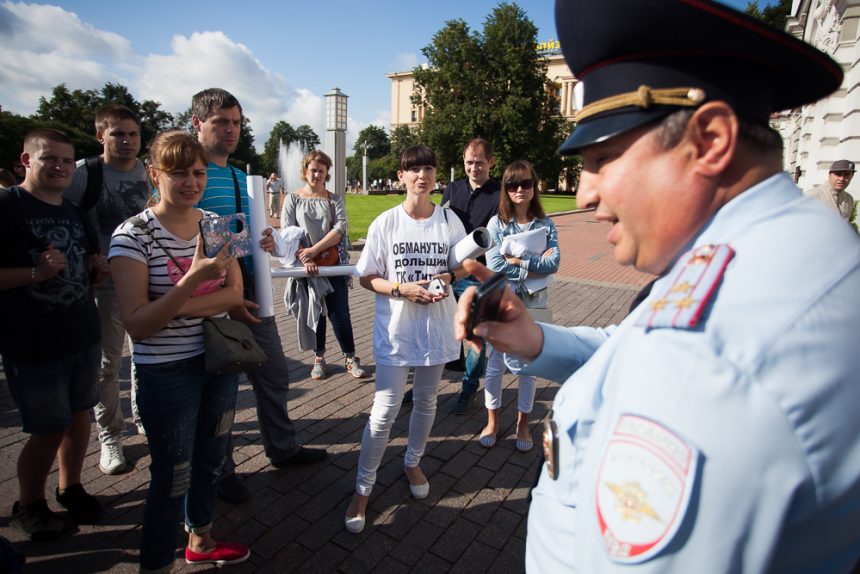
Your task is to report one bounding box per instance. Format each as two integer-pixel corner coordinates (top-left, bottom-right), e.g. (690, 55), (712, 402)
(465, 272), (507, 341)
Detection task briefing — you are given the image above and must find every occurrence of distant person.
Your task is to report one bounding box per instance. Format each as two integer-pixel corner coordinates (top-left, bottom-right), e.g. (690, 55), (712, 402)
(64, 104), (152, 476)
(0, 128), (108, 540)
(441, 137), (500, 414)
(0, 168), (17, 187)
(110, 130), (249, 570)
(12, 159), (25, 183)
(345, 145), (466, 534)
(193, 88), (326, 505)
(265, 172), (284, 218)
(805, 159), (855, 221)
(480, 160), (559, 452)
(282, 150), (367, 380)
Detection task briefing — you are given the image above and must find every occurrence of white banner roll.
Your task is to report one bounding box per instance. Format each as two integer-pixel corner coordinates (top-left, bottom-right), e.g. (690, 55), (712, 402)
(448, 227), (493, 269)
(247, 175), (275, 318)
(271, 265), (358, 279)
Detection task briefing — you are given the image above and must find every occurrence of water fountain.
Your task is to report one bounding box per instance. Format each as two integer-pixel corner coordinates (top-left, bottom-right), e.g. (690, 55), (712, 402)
(277, 139), (307, 202)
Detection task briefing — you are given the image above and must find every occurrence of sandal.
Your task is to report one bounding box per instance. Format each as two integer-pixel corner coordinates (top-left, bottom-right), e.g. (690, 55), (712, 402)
(345, 356), (368, 378)
(311, 357), (326, 380)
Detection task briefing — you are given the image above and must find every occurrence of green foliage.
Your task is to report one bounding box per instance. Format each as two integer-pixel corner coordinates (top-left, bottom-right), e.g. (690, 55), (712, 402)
(294, 125), (320, 151)
(232, 116), (262, 174)
(260, 122), (320, 176)
(345, 153), (399, 183)
(354, 125), (390, 159)
(32, 82), (175, 151)
(413, 2), (570, 186)
(744, 0), (792, 30)
(390, 124), (420, 158)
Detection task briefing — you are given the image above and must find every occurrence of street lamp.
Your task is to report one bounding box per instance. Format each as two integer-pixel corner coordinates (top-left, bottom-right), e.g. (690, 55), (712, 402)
(325, 87), (348, 198)
(362, 141), (368, 195)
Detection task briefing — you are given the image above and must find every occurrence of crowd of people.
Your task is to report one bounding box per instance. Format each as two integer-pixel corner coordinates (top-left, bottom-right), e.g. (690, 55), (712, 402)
(3, 0), (860, 571)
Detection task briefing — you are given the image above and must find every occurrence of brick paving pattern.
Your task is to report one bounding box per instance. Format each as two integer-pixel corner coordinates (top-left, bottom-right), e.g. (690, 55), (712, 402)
(0, 210), (652, 573)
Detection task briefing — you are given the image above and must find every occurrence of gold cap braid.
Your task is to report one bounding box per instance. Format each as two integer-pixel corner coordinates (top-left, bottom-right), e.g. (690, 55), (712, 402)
(575, 85), (706, 123)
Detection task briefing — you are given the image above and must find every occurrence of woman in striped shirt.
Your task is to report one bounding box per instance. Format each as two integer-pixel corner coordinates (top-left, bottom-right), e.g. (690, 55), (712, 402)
(109, 131), (249, 571)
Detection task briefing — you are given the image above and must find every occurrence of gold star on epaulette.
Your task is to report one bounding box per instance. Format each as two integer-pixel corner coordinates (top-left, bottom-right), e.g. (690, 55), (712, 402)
(671, 282), (693, 293)
(650, 298), (669, 311)
(674, 296), (696, 310)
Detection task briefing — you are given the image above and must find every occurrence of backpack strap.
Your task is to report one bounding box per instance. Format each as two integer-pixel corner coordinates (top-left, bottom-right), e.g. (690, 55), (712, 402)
(81, 156), (103, 212)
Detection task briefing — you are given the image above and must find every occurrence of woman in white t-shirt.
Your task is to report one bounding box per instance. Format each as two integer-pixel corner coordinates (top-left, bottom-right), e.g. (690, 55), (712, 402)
(344, 145), (466, 533)
(109, 131), (249, 571)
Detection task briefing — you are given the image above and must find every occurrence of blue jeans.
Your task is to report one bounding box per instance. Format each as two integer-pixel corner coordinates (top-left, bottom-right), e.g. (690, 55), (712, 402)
(314, 275), (356, 356)
(135, 354), (238, 570)
(453, 278), (487, 396)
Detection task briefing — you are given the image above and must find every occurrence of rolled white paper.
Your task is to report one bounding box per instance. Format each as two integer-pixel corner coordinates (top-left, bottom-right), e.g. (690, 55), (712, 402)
(271, 265), (358, 279)
(247, 175), (275, 318)
(448, 227), (493, 269)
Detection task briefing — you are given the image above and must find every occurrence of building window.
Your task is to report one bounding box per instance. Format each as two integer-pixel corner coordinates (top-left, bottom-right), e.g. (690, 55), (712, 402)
(411, 109), (418, 122)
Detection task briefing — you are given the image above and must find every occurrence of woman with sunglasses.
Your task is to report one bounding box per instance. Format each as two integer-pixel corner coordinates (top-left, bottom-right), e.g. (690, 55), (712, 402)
(479, 160), (559, 451)
(109, 131), (249, 571)
(344, 145), (466, 533)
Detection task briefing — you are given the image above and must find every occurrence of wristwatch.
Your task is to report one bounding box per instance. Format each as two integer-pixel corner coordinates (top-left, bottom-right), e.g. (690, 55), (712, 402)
(391, 282), (401, 298)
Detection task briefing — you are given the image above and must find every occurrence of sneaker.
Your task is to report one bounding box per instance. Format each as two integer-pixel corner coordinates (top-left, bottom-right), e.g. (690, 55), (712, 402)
(271, 446), (328, 468)
(345, 356), (368, 378)
(185, 541), (250, 566)
(56, 484), (102, 524)
(311, 357), (326, 380)
(454, 391), (476, 415)
(217, 473), (250, 504)
(11, 499), (69, 541)
(99, 439), (127, 475)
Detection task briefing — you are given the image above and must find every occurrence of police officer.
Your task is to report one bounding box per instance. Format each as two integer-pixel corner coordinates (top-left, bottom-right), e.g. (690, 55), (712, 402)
(455, 0), (860, 571)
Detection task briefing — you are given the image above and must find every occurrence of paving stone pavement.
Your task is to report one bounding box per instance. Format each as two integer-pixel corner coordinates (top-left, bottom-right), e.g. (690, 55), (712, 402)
(0, 210), (653, 573)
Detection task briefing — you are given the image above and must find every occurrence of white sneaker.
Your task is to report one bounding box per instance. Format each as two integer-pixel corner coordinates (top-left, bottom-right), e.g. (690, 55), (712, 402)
(99, 439), (127, 475)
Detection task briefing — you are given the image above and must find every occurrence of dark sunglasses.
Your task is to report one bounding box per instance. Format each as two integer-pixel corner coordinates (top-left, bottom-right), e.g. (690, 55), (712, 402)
(505, 179), (534, 192)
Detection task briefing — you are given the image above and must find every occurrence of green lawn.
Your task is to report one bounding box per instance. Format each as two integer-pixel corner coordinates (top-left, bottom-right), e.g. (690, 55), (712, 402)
(344, 193), (576, 241)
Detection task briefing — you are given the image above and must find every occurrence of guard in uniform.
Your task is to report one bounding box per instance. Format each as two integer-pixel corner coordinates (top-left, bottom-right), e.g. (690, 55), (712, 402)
(455, 0), (860, 572)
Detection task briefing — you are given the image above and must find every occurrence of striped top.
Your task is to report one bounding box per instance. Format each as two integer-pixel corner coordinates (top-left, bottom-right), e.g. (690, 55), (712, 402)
(109, 208), (227, 365)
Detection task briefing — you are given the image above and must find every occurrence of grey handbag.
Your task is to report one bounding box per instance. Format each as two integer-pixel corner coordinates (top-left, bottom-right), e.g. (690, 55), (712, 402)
(202, 317), (267, 374)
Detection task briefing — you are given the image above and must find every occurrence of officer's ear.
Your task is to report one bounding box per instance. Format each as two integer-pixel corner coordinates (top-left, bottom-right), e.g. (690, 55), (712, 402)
(686, 101), (737, 179)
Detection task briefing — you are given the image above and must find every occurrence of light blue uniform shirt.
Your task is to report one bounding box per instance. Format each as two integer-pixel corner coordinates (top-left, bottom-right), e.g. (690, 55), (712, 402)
(518, 174), (860, 573)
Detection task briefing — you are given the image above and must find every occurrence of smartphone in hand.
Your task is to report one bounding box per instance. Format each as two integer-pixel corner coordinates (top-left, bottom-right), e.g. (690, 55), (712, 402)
(428, 278), (446, 295)
(199, 213), (253, 258)
(465, 271), (507, 341)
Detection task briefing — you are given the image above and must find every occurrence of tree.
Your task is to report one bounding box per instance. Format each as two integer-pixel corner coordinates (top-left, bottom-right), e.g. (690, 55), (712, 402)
(261, 121), (296, 175)
(390, 124), (420, 159)
(745, 0), (792, 31)
(232, 116), (262, 174)
(354, 125), (390, 159)
(34, 84), (99, 135)
(413, 2), (569, 185)
(294, 124), (320, 152)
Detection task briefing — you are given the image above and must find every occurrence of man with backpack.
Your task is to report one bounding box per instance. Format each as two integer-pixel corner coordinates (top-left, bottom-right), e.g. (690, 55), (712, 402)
(64, 104), (151, 475)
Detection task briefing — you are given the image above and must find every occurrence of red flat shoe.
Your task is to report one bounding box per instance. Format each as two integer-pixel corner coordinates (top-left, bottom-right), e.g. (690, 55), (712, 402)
(185, 541), (250, 566)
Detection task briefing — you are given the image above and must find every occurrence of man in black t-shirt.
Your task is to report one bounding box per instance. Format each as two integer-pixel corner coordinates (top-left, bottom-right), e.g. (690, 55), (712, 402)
(0, 129), (109, 541)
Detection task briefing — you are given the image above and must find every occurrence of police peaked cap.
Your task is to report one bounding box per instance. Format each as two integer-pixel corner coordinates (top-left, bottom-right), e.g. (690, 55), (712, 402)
(555, 0), (843, 154)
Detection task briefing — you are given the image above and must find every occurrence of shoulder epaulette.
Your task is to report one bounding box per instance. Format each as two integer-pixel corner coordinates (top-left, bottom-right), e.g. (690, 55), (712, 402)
(636, 244), (734, 330)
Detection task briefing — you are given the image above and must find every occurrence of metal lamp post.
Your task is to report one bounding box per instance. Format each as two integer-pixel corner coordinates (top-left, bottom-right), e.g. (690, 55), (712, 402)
(362, 141), (368, 195)
(325, 87), (348, 198)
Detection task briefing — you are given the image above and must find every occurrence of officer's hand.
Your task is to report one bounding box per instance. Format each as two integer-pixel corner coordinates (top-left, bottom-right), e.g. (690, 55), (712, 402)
(454, 259), (544, 361)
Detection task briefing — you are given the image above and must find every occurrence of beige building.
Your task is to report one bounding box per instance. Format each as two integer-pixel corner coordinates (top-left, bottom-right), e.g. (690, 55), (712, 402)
(774, 0), (860, 202)
(386, 47), (578, 129)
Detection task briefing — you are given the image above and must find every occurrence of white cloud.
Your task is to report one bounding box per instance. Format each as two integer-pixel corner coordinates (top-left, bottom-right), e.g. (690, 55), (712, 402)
(0, 3), (333, 149)
(0, 1), (136, 114)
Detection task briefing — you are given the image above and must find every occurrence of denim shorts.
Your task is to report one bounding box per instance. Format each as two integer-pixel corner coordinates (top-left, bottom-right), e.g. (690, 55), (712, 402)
(3, 342), (100, 434)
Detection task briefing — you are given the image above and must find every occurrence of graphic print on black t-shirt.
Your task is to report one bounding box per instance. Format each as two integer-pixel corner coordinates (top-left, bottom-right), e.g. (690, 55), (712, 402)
(25, 206), (91, 312)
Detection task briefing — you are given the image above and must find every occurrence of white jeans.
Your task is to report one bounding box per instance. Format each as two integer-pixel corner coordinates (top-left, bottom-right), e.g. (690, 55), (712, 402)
(484, 344), (536, 413)
(355, 364), (444, 496)
(93, 285), (140, 443)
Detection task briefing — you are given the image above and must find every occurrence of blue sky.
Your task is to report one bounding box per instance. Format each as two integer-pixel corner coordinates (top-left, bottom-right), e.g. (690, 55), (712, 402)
(0, 0), (766, 151)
